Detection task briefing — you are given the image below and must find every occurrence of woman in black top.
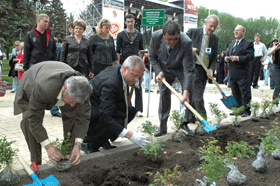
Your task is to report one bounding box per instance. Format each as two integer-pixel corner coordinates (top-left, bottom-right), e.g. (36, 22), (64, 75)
(89, 19), (118, 76)
(61, 19), (94, 79)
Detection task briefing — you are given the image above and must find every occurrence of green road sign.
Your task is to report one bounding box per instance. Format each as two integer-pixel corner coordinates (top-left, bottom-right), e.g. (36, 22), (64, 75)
(142, 9), (165, 26)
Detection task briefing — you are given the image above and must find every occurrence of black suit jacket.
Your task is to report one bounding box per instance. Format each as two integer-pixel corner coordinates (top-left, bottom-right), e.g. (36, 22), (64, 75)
(89, 65), (126, 137)
(226, 38), (254, 78)
(186, 27), (219, 71)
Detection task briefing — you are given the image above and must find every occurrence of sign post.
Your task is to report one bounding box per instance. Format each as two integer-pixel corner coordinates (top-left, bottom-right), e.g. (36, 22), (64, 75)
(142, 9), (165, 117)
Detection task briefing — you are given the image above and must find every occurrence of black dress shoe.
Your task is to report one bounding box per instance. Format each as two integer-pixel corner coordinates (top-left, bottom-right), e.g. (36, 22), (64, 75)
(253, 85), (259, 89)
(154, 130), (167, 137)
(102, 141), (117, 150)
(241, 112), (250, 117)
(81, 142), (99, 154)
(52, 112), (62, 117)
(180, 122), (194, 136)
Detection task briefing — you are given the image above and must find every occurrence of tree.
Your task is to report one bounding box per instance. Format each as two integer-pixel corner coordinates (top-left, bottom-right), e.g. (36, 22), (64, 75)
(43, 0), (67, 42)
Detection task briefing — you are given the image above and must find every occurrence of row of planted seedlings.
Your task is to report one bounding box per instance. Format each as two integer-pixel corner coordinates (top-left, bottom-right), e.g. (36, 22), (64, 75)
(0, 132), (75, 185)
(137, 100), (280, 186)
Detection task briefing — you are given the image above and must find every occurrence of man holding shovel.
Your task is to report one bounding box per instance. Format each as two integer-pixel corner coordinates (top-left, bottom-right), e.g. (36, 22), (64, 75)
(185, 14), (219, 127)
(149, 20), (195, 137)
(225, 25), (254, 117)
(14, 62), (92, 166)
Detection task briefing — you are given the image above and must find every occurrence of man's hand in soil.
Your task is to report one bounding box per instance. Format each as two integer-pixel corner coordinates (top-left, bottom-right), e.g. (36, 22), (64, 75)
(45, 143), (64, 164)
(69, 144), (81, 165)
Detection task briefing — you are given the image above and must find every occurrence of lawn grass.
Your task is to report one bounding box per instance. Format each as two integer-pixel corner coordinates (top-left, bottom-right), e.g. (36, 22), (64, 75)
(1, 59), (13, 85)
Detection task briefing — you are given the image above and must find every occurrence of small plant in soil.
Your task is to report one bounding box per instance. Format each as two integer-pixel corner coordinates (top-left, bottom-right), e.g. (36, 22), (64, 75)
(51, 132), (73, 172)
(140, 139), (166, 162)
(209, 102), (227, 126)
(225, 141), (256, 163)
(170, 110), (186, 130)
(199, 138), (227, 184)
(268, 97), (279, 116)
(230, 106), (244, 127)
(260, 99), (271, 119)
(260, 120), (280, 155)
(147, 165), (182, 186)
(250, 101), (260, 122)
(139, 120), (159, 135)
(0, 136), (20, 185)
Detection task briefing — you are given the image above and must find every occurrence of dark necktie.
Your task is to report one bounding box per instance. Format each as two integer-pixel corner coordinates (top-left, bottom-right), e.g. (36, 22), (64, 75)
(232, 40), (239, 53)
(167, 47), (173, 57)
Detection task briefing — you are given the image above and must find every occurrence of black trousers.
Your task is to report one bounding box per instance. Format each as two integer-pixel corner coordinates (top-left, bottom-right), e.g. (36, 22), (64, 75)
(84, 105), (136, 149)
(230, 77), (251, 114)
(134, 76), (143, 112)
(250, 57), (261, 86)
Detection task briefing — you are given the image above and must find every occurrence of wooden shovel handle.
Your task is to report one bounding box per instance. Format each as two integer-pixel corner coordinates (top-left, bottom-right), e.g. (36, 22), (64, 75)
(18, 153), (34, 176)
(162, 79), (203, 121)
(194, 53), (224, 94)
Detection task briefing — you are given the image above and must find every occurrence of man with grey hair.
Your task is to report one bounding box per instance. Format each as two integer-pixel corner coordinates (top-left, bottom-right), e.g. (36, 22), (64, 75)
(184, 14), (219, 128)
(82, 55), (150, 153)
(225, 25), (254, 117)
(149, 20), (195, 137)
(14, 61), (92, 166)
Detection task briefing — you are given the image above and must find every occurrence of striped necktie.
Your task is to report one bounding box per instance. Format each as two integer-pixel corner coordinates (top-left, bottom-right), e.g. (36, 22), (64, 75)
(232, 40), (239, 53)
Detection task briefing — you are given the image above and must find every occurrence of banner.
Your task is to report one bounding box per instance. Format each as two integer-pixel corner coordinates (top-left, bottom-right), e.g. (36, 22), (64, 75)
(184, 0), (198, 33)
(102, 0), (124, 39)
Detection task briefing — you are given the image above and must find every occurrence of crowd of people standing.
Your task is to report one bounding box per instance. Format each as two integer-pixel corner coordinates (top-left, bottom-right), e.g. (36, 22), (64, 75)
(6, 12), (280, 168)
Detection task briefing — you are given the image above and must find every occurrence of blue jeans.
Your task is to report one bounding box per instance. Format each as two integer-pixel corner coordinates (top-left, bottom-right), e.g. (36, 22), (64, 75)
(270, 64), (280, 100)
(224, 72), (231, 87)
(12, 77), (18, 91)
(263, 68), (269, 85)
(144, 71), (150, 91)
(50, 106), (59, 115)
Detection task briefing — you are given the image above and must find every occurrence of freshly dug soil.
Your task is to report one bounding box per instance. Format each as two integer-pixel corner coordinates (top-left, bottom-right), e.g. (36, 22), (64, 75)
(17, 114), (280, 186)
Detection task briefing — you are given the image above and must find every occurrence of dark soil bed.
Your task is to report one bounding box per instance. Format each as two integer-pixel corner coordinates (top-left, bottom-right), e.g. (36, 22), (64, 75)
(17, 114), (280, 186)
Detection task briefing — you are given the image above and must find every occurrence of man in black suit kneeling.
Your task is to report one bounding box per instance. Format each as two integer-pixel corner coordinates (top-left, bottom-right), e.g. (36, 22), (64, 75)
(82, 55), (150, 153)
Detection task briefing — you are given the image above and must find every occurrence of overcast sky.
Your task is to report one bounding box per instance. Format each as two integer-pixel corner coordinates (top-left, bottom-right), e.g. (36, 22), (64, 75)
(61, 0), (279, 20)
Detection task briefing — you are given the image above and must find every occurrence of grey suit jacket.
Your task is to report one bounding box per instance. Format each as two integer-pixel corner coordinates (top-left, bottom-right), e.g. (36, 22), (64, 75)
(148, 30), (195, 91)
(14, 61), (91, 144)
(186, 27), (219, 71)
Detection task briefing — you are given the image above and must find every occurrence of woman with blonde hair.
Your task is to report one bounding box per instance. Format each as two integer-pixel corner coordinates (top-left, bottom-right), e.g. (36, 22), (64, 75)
(61, 19), (94, 79)
(89, 19), (118, 76)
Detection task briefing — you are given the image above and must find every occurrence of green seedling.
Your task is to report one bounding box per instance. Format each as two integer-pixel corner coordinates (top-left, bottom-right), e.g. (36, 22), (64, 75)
(260, 99), (271, 119)
(171, 110), (186, 130)
(250, 101), (260, 117)
(140, 139), (166, 162)
(147, 165), (182, 186)
(260, 118), (280, 154)
(230, 106), (244, 126)
(199, 138), (227, 184)
(225, 141), (256, 163)
(209, 102), (227, 126)
(51, 132), (73, 157)
(139, 121), (159, 135)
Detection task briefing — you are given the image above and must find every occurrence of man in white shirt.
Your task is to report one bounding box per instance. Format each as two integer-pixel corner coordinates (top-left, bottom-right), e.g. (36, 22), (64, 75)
(250, 34), (267, 89)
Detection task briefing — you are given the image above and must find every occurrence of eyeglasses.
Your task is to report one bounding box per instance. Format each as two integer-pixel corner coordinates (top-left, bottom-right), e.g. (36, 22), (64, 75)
(165, 37), (179, 41)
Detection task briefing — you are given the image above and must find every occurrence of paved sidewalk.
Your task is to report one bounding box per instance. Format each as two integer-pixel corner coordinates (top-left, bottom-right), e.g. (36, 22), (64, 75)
(0, 78), (274, 171)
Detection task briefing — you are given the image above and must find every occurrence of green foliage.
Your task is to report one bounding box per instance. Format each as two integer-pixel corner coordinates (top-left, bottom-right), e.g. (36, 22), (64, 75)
(140, 140), (166, 162)
(0, 137), (18, 165)
(225, 141), (256, 162)
(260, 119), (280, 154)
(199, 138), (227, 184)
(209, 102), (227, 125)
(270, 97), (279, 110)
(147, 165), (182, 186)
(250, 101), (260, 116)
(230, 106), (244, 117)
(139, 121), (159, 135)
(51, 132), (73, 157)
(170, 110), (186, 130)
(260, 99), (271, 112)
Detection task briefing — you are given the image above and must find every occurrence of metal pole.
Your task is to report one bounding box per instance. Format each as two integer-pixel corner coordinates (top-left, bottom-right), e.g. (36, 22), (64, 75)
(147, 26), (154, 117)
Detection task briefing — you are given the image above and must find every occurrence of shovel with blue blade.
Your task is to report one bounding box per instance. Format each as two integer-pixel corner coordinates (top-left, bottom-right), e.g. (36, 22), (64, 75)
(162, 79), (218, 133)
(195, 53), (238, 109)
(18, 153), (60, 186)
